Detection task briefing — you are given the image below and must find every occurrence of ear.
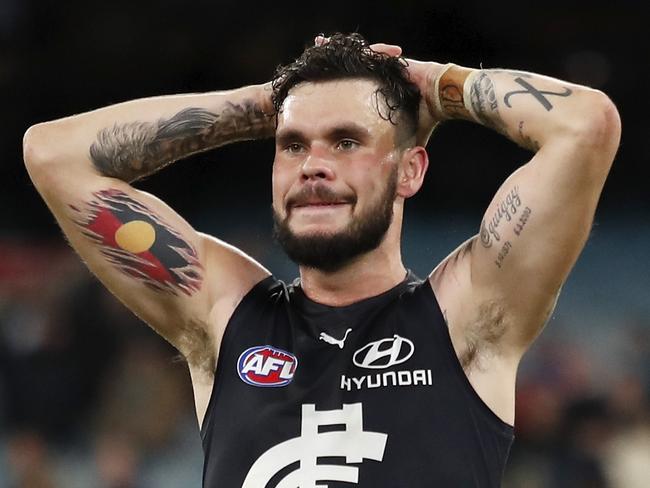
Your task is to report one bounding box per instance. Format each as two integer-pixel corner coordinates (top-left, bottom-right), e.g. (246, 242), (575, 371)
(396, 146), (429, 198)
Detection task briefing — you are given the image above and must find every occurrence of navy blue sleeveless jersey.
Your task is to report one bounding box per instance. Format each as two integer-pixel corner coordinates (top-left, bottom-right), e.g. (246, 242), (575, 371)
(201, 271), (514, 487)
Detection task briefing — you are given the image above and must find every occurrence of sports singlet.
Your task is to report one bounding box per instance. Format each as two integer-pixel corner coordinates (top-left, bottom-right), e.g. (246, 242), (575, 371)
(201, 271), (514, 487)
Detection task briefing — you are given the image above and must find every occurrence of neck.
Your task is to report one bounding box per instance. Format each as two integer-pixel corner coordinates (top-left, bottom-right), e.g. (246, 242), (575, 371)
(297, 213), (406, 306)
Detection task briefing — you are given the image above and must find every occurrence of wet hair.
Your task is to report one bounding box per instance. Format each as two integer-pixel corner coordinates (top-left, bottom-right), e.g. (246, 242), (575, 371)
(271, 32), (421, 144)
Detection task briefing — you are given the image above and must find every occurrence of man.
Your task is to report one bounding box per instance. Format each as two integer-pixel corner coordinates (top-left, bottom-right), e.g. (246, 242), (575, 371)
(23, 33), (620, 486)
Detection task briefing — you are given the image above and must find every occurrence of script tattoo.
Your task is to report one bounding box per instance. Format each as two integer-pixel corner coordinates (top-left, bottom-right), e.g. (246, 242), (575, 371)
(70, 189), (203, 296)
(504, 77), (573, 111)
(494, 206), (532, 269)
(480, 186), (522, 249)
(480, 185), (534, 268)
(90, 101), (273, 182)
(469, 72), (508, 135)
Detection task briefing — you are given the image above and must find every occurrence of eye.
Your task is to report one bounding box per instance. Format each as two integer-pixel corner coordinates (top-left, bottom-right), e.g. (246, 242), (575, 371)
(336, 139), (359, 151)
(284, 142), (305, 154)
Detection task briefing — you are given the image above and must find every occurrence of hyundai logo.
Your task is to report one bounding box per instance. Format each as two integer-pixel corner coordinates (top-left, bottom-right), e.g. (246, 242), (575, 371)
(353, 335), (415, 369)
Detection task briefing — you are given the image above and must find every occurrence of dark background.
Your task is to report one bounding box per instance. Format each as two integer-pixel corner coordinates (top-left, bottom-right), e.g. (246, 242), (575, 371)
(3, 0), (648, 236)
(1, 1), (648, 487)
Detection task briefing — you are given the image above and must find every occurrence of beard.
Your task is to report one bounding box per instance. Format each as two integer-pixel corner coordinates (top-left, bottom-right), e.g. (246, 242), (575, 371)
(273, 168), (398, 273)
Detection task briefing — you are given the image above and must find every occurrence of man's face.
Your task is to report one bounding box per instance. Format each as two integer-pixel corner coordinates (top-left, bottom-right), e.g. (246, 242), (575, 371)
(272, 79), (402, 272)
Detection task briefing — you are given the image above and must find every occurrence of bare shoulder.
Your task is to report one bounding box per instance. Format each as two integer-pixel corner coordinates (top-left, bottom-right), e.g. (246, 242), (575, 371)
(430, 232), (557, 368)
(186, 234), (271, 425)
(429, 235), (511, 371)
(173, 235), (270, 377)
(429, 235), (520, 424)
(199, 232), (271, 341)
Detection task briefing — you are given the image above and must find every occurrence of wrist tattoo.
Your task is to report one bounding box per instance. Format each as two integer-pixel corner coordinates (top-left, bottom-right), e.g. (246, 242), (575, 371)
(435, 64), (472, 120)
(435, 67), (508, 136)
(90, 100), (274, 182)
(466, 71), (508, 135)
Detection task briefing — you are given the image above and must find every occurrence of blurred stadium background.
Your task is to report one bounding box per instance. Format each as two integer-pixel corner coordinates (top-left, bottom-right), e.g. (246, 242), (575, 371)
(1, 1), (648, 487)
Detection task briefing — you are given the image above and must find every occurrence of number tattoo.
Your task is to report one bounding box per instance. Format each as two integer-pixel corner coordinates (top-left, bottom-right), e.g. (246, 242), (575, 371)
(494, 241), (512, 269)
(513, 207), (532, 236)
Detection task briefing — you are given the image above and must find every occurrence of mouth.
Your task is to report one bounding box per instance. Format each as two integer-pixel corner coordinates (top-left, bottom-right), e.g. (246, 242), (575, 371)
(293, 201), (350, 208)
(285, 185), (356, 216)
(290, 202), (351, 215)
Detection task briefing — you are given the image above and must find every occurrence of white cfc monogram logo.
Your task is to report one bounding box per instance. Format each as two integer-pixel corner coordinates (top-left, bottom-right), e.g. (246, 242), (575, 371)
(242, 403), (388, 487)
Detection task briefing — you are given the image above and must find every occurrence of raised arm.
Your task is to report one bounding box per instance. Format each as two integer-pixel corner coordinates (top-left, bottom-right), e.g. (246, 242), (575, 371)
(426, 64), (621, 356)
(23, 85), (275, 373)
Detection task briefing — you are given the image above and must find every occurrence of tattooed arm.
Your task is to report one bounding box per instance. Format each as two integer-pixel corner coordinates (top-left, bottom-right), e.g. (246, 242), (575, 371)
(425, 64), (621, 356)
(23, 85), (274, 423)
(401, 61), (621, 425)
(27, 84), (275, 182)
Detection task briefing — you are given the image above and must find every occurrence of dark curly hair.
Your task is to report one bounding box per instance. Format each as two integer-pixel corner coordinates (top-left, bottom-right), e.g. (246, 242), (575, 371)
(271, 33), (421, 145)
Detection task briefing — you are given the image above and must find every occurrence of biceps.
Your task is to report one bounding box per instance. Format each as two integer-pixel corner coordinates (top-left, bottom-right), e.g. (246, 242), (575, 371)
(69, 188), (202, 295)
(472, 140), (608, 304)
(38, 174), (208, 343)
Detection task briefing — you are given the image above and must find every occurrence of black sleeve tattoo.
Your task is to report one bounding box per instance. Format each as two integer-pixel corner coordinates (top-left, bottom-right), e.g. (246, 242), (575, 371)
(90, 100), (274, 182)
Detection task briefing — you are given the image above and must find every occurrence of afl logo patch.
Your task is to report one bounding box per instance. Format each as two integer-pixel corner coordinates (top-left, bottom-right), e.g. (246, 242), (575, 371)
(353, 335), (415, 369)
(237, 346), (298, 387)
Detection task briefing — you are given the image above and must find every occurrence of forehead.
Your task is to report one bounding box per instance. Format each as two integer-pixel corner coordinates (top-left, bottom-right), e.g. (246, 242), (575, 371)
(277, 79), (391, 134)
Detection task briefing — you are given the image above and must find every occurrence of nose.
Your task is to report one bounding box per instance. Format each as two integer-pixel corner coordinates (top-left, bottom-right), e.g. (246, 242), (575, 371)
(300, 151), (335, 182)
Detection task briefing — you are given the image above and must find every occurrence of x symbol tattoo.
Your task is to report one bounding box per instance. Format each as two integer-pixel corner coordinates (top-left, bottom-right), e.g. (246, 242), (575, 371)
(504, 77), (573, 111)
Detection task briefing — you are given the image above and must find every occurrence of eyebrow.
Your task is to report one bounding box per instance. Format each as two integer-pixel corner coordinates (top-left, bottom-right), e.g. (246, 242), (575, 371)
(275, 129), (308, 148)
(327, 123), (371, 142)
(276, 123), (372, 147)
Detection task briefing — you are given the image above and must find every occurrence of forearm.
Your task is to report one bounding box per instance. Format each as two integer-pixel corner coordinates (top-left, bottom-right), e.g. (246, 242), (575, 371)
(431, 65), (615, 152)
(24, 84), (275, 182)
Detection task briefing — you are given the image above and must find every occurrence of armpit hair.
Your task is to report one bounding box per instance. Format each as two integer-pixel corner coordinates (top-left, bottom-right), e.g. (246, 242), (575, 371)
(459, 299), (508, 371)
(175, 320), (216, 376)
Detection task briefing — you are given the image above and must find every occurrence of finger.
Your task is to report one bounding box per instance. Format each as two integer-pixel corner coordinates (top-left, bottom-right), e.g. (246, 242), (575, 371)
(369, 43), (402, 56)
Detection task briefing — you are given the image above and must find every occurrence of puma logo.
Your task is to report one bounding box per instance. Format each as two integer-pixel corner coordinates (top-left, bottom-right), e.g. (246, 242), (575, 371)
(319, 328), (353, 349)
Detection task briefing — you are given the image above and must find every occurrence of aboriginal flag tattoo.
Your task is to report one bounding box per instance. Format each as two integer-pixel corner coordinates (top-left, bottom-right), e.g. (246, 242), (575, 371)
(70, 189), (202, 296)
